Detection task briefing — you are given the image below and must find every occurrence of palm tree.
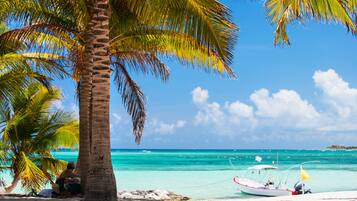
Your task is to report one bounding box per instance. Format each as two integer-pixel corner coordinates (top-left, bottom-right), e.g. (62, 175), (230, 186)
(265, 0), (357, 45)
(0, 83), (79, 193)
(83, 2), (117, 199)
(0, 0), (237, 199)
(85, 1), (236, 199)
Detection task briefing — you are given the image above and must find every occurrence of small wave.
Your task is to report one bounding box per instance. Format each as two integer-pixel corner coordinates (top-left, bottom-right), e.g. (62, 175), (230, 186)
(142, 150), (152, 153)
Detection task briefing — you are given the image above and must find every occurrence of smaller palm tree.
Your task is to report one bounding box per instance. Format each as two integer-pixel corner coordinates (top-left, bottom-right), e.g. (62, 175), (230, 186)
(0, 83), (79, 193)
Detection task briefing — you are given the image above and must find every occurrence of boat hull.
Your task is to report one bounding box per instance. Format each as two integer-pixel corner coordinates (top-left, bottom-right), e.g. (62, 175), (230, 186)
(237, 183), (292, 197)
(233, 177), (292, 197)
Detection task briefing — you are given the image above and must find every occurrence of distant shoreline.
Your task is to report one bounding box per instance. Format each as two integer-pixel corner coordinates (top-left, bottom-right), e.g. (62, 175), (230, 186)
(326, 145), (357, 150)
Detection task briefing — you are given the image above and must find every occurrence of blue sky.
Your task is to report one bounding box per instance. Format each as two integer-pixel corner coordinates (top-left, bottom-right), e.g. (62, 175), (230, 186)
(54, 0), (357, 149)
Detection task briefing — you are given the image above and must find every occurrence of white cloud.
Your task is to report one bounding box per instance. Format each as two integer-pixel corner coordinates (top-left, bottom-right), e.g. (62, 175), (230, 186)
(192, 87), (209, 104)
(225, 101), (257, 128)
(192, 69), (357, 137)
(153, 119), (186, 134)
(313, 69), (357, 131)
(192, 87), (256, 135)
(250, 88), (320, 129)
(195, 102), (225, 125)
(314, 69), (357, 118)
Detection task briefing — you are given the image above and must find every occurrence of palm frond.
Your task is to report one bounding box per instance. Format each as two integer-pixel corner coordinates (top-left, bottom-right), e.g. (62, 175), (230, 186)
(113, 62), (145, 144)
(0, 25), (79, 56)
(23, 85), (62, 115)
(0, 52), (68, 80)
(111, 29), (235, 77)
(33, 157), (67, 176)
(112, 0), (237, 65)
(0, 0), (77, 31)
(67, 0), (88, 31)
(266, 0), (357, 45)
(112, 52), (170, 81)
(17, 151), (47, 191)
(44, 119), (79, 149)
(33, 111), (79, 150)
(0, 141), (8, 172)
(0, 71), (50, 102)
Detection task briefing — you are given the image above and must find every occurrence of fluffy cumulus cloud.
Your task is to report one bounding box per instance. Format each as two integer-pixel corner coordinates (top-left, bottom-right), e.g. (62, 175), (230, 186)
(192, 87), (257, 135)
(192, 69), (357, 137)
(192, 87), (209, 104)
(226, 101), (256, 124)
(151, 119), (186, 134)
(250, 89), (320, 129)
(314, 69), (357, 117)
(313, 69), (357, 131)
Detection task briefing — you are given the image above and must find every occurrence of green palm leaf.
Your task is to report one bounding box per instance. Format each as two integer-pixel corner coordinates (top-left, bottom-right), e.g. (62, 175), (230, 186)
(119, 0), (237, 64)
(266, 0), (357, 45)
(0, 83), (78, 192)
(33, 157), (67, 177)
(111, 29), (235, 76)
(113, 62), (145, 144)
(112, 52), (170, 82)
(17, 151), (47, 191)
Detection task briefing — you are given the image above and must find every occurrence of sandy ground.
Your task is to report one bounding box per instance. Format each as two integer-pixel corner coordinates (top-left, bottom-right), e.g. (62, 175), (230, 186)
(1, 191), (357, 201)
(200, 191), (357, 201)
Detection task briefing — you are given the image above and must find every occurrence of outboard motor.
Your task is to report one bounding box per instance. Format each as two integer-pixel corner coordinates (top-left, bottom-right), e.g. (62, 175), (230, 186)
(294, 181), (312, 194)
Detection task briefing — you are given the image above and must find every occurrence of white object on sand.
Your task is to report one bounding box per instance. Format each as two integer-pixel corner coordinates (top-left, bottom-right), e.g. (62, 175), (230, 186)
(118, 190), (172, 200)
(153, 190), (170, 199)
(118, 192), (141, 199)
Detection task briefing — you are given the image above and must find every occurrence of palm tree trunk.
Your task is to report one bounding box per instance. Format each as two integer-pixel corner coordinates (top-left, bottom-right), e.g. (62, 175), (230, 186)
(79, 21), (94, 193)
(85, 0), (117, 200)
(4, 175), (20, 193)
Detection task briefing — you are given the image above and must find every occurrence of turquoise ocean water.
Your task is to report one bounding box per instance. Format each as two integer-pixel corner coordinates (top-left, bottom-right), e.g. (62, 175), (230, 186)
(4, 149), (357, 199)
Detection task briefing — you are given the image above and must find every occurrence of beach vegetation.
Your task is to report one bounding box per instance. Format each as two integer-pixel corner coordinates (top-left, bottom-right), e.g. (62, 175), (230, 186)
(0, 1), (237, 199)
(0, 22), (67, 102)
(266, 0), (357, 45)
(0, 83), (79, 193)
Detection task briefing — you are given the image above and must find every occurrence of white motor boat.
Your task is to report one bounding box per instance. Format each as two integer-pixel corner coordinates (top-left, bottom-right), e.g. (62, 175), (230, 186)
(233, 165), (294, 197)
(233, 177), (293, 196)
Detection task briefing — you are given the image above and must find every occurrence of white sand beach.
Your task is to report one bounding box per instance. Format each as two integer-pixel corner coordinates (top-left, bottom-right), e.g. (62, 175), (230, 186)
(200, 191), (357, 201)
(1, 191), (357, 201)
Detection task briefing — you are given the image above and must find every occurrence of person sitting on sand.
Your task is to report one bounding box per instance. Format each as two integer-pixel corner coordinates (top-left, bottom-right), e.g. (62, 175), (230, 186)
(55, 162), (81, 196)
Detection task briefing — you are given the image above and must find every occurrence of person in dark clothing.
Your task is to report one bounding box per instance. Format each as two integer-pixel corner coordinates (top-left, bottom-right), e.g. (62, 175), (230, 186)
(55, 162), (81, 196)
(294, 181), (312, 194)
